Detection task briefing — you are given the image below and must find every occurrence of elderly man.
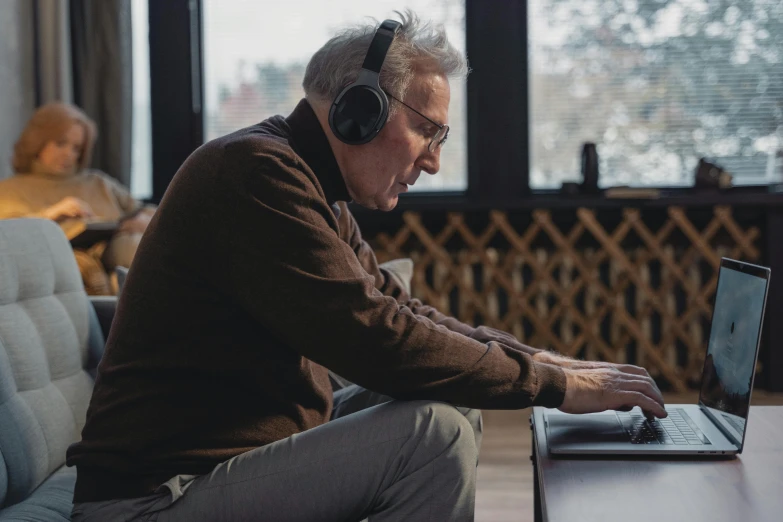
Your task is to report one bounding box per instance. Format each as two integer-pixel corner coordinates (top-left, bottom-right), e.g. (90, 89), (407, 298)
(67, 12), (666, 522)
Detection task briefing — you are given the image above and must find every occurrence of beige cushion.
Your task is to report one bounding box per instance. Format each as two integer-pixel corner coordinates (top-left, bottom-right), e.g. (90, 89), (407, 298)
(379, 258), (413, 295)
(0, 219), (95, 509)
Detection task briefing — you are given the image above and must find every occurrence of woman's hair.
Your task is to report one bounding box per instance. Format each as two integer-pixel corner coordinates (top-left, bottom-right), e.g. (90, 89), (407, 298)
(12, 102), (97, 173)
(302, 9), (469, 114)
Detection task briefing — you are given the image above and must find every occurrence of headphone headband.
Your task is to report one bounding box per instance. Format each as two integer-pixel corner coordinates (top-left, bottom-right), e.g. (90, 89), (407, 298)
(328, 19), (402, 146)
(361, 20), (401, 73)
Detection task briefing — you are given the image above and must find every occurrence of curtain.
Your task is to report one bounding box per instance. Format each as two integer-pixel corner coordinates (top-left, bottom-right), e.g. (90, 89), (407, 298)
(34, 0), (73, 104)
(69, 0), (133, 187)
(0, 1), (36, 180)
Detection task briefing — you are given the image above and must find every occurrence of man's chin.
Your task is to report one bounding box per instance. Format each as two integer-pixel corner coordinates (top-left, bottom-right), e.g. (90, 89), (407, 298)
(378, 195), (399, 211)
(356, 194), (398, 211)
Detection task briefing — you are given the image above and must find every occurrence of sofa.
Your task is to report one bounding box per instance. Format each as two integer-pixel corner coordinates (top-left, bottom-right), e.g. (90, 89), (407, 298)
(0, 218), (116, 521)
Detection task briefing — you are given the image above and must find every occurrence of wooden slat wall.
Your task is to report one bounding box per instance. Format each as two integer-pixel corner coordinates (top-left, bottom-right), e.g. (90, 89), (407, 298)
(370, 206), (761, 392)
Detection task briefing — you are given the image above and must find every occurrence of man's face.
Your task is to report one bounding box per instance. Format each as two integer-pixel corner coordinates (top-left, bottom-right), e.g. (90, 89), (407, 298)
(339, 71), (450, 211)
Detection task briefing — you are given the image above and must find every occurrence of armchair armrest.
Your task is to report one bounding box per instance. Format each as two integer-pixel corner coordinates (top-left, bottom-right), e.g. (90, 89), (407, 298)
(89, 296), (118, 339)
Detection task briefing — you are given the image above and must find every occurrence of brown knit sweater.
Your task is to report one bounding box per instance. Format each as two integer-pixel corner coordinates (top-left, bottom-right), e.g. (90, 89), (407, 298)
(66, 99), (566, 502)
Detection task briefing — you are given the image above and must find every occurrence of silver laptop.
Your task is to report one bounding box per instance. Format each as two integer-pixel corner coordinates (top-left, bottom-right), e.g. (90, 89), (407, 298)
(544, 258), (770, 456)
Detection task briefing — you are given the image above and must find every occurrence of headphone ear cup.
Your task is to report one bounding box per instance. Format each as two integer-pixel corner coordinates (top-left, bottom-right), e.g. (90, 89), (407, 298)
(329, 85), (388, 144)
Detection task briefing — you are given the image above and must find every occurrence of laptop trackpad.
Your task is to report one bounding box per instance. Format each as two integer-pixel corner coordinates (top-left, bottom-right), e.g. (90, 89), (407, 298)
(547, 412), (628, 444)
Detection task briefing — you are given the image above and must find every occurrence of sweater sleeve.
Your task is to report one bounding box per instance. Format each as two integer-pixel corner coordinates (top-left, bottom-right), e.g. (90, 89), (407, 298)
(0, 179), (40, 219)
(0, 199), (37, 219)
(97, 171), (141, 215)
(208, 149), (565, 410)
(335, 202), (545, 356)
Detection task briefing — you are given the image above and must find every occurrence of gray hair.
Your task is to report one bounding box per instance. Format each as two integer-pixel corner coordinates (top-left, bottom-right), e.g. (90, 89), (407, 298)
(303, 10), (468, 114)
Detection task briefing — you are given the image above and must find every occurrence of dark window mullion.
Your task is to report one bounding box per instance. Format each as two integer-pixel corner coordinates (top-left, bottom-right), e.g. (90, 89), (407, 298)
(148, 0), (204, 203)
(466, 0), (530, 202)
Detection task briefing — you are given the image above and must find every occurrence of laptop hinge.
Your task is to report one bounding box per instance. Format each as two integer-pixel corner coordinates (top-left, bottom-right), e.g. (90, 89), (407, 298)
(699, 403), (742, 448)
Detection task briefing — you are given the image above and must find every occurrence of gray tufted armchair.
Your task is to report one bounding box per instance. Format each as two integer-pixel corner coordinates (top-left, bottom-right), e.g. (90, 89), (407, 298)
(0, 219), (116, 521)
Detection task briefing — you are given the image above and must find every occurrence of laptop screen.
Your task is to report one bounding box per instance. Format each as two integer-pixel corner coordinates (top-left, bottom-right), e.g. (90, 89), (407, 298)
(698, 259), (770, 448)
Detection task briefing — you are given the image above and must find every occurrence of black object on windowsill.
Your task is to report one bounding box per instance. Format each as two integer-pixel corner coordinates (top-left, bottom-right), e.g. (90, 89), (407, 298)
(694, 158), (733, 189)
(559, 142), (602, 196)
(580, 142), (601, 194)
(560, 182), (581, 196)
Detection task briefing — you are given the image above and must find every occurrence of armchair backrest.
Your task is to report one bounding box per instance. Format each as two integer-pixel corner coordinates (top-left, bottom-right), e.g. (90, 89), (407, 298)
(0, 219), (98, 508)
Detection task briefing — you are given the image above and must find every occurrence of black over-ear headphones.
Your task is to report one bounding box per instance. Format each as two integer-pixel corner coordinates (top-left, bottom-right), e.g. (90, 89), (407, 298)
(328, 19), (402, 145)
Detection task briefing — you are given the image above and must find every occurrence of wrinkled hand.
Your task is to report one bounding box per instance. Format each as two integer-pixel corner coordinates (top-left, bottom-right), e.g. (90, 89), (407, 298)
(43, 197), (94, 221)
(558, 365), (667, 419)
(533, 351), (666, 417)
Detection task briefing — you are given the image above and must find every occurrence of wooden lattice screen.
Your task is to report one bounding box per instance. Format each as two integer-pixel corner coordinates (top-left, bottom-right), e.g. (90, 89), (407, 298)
(369, 206), (761, 392)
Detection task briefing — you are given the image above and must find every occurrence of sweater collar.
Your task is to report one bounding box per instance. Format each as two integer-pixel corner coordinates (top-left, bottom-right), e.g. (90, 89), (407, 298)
(285, 98), (351, 205)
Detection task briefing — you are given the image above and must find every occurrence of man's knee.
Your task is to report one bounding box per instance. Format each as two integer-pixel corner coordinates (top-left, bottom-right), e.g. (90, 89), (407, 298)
(408, 401), (479, 464)
(457, 407), (483, 452)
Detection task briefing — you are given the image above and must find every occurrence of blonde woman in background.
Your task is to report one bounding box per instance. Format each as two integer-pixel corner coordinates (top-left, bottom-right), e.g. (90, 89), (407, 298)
(0, 102), (154, 294)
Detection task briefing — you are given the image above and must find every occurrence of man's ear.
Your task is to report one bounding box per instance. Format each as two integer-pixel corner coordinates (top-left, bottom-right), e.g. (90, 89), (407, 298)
(308, 99), (336, 135)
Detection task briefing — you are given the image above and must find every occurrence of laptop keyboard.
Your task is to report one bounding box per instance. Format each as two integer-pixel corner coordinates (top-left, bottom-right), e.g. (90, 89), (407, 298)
(617, 408), (711, 445)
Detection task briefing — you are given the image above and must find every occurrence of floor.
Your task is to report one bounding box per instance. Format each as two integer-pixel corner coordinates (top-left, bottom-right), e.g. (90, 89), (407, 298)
(475, 408), (535, 522)
(473, 391), (783, 522)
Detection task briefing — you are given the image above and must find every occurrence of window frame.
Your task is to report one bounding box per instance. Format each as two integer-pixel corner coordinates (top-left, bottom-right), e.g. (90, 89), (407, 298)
(148, 0), (780, 207)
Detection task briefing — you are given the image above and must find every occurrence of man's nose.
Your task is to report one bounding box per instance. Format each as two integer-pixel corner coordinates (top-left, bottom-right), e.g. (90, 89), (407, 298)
(416, 148), (440, 175)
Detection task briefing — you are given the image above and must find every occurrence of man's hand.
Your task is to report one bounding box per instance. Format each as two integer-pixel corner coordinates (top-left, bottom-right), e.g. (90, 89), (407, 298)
(533, 351), (666, 418)
(559, 366), (667, 418)
(534, 351), (648, 374)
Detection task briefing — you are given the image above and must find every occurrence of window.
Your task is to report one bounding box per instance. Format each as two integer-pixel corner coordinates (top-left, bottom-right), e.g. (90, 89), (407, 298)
(529, 0), (783, 189)
(202, 0), (467, 191)
(130, 0), (152, 199)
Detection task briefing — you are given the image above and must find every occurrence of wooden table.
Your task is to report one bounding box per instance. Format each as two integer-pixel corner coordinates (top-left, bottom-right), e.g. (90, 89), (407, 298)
(530, 406), (783, 522)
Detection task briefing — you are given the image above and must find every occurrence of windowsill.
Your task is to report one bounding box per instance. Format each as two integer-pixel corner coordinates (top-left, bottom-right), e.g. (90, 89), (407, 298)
(350, 184), (783, 214)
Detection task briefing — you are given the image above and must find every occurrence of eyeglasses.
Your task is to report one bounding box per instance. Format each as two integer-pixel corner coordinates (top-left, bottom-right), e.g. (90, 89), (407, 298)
(384, 90), (450, 153)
